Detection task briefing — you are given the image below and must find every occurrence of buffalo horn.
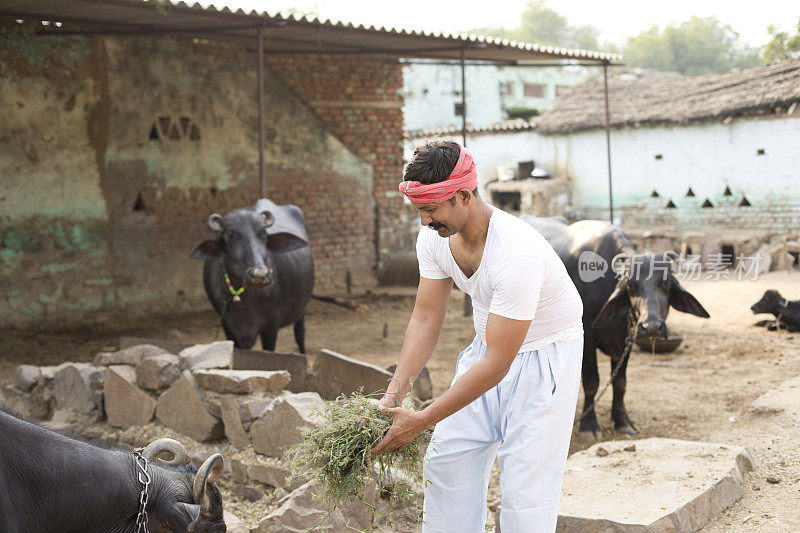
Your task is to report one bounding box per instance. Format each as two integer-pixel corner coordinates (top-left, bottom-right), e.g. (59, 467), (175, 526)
(665, 250), (681, 271)
(193, 453), (223, 516)
(142, 438), (187, 465)
(207, 214), (223, 232)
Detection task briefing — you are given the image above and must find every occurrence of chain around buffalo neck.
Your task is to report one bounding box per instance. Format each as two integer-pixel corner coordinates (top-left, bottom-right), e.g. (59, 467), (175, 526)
(133, 450), (152, 533)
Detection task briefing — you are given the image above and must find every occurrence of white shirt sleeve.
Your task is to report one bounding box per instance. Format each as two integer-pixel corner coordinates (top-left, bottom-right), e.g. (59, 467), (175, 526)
(489, 255), (545, 320)
(416, 227), (450, 280)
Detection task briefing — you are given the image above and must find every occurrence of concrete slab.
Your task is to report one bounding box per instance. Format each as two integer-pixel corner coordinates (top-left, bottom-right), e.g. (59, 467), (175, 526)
(556, 438), (754, 533)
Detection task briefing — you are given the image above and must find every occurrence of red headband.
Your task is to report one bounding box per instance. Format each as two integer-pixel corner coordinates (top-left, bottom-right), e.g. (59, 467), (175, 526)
(399, 146), (478, 204)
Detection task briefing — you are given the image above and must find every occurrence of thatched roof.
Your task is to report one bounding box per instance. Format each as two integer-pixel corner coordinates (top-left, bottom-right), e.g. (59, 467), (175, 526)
(537, 59), (800, 134)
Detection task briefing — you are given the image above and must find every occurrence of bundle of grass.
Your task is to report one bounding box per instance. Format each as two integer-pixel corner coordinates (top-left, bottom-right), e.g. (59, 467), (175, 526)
(286, 391), (430, 528)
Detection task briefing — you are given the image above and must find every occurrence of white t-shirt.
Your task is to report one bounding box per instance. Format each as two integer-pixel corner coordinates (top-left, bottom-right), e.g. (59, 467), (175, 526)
(416, 207), (584, 352)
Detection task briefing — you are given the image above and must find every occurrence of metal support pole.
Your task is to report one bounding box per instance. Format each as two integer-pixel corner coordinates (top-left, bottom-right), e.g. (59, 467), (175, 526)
(257, 23), (266, 197)
(460, 47), (467, 147)
(603, 62), (614, 224)
(460, 46), (473, 317)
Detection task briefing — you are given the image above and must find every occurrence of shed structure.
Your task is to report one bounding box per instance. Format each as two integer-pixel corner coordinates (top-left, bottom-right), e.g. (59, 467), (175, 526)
(0, 0), (617, 324)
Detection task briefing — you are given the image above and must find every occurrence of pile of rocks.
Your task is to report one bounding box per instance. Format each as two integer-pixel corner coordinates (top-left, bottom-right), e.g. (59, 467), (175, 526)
(0, 339), (430, 531)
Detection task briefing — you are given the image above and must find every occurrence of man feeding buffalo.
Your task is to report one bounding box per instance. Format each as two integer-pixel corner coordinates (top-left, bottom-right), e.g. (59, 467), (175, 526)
(370, 140), (584, 533)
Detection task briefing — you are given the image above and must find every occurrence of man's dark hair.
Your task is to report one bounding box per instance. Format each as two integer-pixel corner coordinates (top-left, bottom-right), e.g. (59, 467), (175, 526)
(403, 139), (478, 201)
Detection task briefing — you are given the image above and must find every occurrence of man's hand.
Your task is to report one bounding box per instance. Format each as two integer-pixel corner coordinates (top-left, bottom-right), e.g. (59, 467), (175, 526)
(369, 405), (428, 455)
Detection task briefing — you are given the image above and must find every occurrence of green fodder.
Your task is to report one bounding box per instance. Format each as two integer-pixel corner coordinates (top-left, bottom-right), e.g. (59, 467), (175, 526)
(286, 392), (430, 523)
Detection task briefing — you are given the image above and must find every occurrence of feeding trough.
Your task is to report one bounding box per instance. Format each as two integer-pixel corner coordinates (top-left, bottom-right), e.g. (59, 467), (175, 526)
(635, 335), (684, 353)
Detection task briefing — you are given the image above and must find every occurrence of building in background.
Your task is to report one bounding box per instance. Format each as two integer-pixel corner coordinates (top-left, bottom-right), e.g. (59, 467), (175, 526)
(403, 62), (590, 131)
(497, 65), (590, 119)
(402, 61), (503, 132)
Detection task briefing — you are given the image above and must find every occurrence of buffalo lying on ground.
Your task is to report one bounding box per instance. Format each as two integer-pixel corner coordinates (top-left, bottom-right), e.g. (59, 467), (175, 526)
(191, 198), (314, 352)
(751, 289), (800, 332)
(523, 217), (710, 438)
(0, 409), (225, 532)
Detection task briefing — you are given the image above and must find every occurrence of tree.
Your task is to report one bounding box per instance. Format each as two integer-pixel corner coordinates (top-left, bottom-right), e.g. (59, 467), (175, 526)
(624, 16), (761, 75)
(472, 0), (602, 51)
(763, 18), (800, 63)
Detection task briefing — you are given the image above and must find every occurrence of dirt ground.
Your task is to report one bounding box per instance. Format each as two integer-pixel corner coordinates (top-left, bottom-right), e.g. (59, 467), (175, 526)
(1, 271), (799, 531)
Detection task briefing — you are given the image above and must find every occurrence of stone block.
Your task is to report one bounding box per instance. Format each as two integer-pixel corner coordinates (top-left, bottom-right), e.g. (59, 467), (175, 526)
(52, 363), (105, 415)
(156, 371), (223, 442)
(385, 363), (433, 401)
(1, 383), (49, 419)
(193, 369), (291, 394)
(252, 480), (377, 532)
(248, 461), (302, 491)
(251, 392), (324, 457)
(38, 363), (70, 383)
(119, 336), (189, 354)
(211, 396), (250, 450)
(555, 438), (754, 532)
(230, 349), (309, 392)
(223, 511), (248, 533)
(104, 365), (156, 429)
(136, 353), (180, 391)
(238, 396), (274, 422)
(94, 344), (170, 367)
(43, 408), (79, 432)
(179, 341), (233, 370)
(14, 365), (41, 392)
(312, 349), (393, 400)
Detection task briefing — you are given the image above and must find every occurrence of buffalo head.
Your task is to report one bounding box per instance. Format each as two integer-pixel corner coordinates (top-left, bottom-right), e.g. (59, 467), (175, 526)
(750, 289), (786, 316)
(142, 438), (226, 533)
(190, 207), (305, 290)
(592, 253), (710, 339)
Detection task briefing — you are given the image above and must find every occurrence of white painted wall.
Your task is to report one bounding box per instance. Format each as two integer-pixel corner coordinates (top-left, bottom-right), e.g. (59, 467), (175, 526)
(405, 116), (800, 231)
(549, 117), (800, 209)
(402, 62), (503, 131)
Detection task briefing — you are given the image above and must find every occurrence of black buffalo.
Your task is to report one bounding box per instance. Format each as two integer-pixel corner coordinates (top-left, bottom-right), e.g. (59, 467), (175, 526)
(524, 217), (710, 438)
(0, 409), (225, 532)
(751, 289), (800, 332)
(191, 199), (314, 352)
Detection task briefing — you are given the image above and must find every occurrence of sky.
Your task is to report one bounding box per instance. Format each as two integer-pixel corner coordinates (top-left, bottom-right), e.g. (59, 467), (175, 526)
(209, 0), (799, 49)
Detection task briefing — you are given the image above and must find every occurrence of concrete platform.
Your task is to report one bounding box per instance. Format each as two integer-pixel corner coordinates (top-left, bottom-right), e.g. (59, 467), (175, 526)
(556, 438), (754, 533)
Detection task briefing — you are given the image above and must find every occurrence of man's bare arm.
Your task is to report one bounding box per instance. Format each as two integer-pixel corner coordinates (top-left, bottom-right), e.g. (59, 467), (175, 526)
(371, 312), (531, 454)
(380, 276), (453, 407)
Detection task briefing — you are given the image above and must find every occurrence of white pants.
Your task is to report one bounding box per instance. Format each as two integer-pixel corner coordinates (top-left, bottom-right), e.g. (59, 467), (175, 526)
(422, 335), (583, 533)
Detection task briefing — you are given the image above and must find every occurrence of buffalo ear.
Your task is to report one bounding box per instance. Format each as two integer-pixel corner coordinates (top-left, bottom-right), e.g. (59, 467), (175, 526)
(669, 277), (710, 318)
(592, 279), (631, 329)
(190, 239), (224, 261)
(267, 232), (307, 253)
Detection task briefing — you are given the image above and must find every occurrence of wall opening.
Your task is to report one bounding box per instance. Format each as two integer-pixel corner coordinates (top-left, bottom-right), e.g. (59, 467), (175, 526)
(454, 103), (464, 116)
(665, 199), (676, 208)
(739, 196), (751, 207)
(757, 148), (765, 155)
(650, 190), (660, 198)
(133, 192), (147, 212)
(723, 186), (733, 196)
(148, 123), (160, 140)
(701, 199), (714, 208)
(654, 154), (663, 160)
(686, 187), (695, 197)
(721, 245), (735, 265)
(492, 191), (521, 212)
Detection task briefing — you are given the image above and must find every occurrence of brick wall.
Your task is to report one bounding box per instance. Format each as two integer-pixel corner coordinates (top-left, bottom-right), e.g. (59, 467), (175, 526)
(1, 24), (402, 324)
(264, 54), (414, 270)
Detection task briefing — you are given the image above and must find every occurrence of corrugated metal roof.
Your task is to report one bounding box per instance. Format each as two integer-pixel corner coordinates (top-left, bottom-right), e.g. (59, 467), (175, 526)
(0, 0), (620, 63)
(406, 118), (537, 139)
